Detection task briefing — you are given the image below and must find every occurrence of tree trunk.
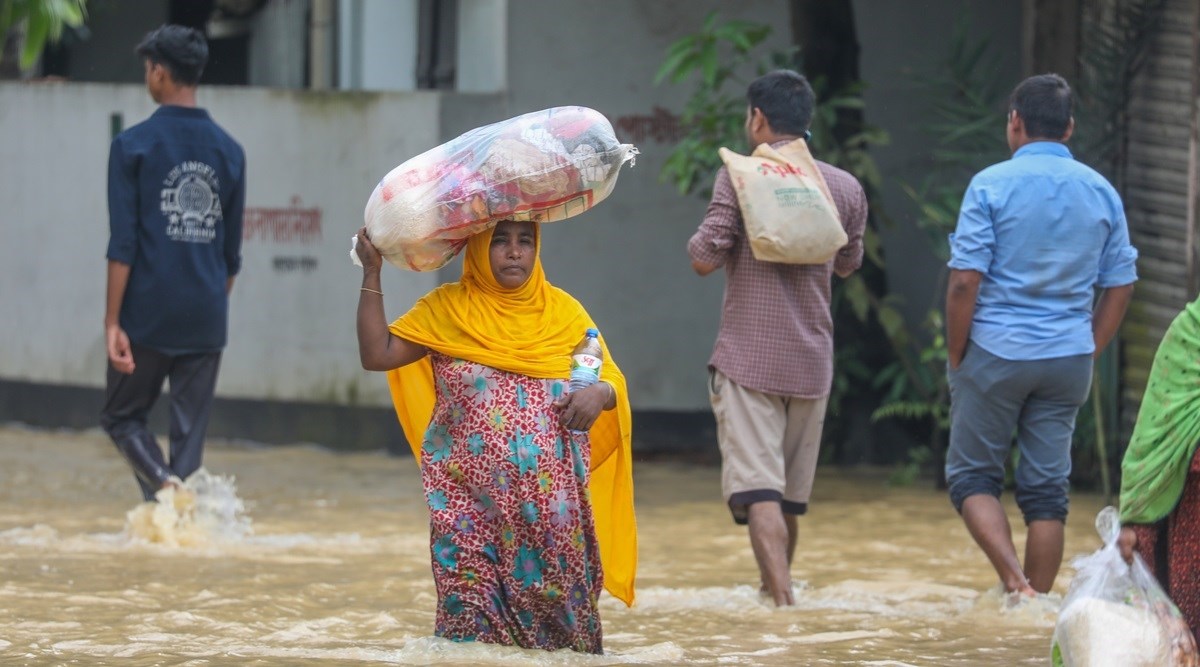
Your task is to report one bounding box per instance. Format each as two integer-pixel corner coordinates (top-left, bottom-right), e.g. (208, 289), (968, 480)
(1026, 0), (1082, 80)
(790, 1), (908, 467)
(789, 0), (863, 144)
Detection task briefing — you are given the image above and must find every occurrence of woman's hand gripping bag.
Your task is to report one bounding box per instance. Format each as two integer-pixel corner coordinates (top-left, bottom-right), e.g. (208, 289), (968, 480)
(717, 138), (846, 265)
(1051, 506), (1199, 667)
(362, 106), (639, 271)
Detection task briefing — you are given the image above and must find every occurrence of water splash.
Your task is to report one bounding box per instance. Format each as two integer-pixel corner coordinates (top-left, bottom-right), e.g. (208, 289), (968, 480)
(124, 468), (252, 546)
(966, 585), (1061, 626)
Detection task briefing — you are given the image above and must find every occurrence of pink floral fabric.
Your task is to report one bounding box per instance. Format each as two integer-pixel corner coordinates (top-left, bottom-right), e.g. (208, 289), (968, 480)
(422, 352), (603, 653)
(1133, 447), (1200, 643)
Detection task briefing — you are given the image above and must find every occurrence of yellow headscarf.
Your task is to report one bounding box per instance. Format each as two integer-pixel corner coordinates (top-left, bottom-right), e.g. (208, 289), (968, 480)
(384, 222), (637, 606)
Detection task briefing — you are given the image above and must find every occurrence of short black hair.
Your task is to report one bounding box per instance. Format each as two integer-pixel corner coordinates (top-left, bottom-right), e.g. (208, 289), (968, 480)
(1010, 73), (1072, 140)
(135, 24), (208, 86)
(747, 70), (815, 136)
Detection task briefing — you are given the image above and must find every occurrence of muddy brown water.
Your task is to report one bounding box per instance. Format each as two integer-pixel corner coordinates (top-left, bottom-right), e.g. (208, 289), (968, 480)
(0, 426), (1108, 665)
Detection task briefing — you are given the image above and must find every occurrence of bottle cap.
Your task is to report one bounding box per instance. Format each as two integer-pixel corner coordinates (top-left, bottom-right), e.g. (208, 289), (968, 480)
(586, 328), (599, 337)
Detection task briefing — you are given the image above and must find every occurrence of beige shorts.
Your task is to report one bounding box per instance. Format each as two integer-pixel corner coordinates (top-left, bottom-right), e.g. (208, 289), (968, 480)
(708, 368), (828, 524)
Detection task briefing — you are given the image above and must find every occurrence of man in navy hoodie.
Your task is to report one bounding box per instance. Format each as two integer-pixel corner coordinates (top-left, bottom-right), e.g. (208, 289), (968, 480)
(101, 25), (246, 501)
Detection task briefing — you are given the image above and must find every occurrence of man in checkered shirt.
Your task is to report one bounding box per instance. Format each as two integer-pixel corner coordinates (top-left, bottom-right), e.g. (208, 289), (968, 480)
(687, 69), (868, 606)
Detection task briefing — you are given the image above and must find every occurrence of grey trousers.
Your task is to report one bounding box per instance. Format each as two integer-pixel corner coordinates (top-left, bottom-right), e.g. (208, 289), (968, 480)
(100, 342), (222, 501)
(945, 342), (1092, 523)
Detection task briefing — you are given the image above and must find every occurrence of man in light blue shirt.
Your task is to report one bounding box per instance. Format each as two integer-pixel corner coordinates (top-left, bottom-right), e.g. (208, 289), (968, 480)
(944, 74), (1137, 598)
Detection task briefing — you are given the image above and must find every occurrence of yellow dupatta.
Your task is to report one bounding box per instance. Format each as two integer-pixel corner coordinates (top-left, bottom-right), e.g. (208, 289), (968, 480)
(383, 223), (637, 606)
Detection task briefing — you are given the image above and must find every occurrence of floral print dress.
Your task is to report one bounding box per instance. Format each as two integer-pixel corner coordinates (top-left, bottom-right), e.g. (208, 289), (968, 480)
(1133, 447), (1200, 643)
(420, 352), (604, 653)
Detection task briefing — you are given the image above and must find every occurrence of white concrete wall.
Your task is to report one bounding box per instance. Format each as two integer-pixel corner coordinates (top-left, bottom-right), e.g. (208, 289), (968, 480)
(0, 82), (441, 406)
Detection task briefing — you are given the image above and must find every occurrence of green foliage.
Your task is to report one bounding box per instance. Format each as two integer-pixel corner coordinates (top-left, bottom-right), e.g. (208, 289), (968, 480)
(888, 444), (931, 487)
(827, 341), (874, 427)
(654, 13), (772, 197)
(873, 401), (940, 427)
(866, 307), (951, 450)
(0, 0), (86, 68)
(654, 12), (889, 199)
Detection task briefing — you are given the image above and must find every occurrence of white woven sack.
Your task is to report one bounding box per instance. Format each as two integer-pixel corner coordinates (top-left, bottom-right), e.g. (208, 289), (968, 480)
(718, 139), (846, 264)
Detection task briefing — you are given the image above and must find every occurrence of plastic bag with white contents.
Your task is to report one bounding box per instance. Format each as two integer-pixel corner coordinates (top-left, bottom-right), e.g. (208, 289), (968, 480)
(1051, 506), (1198, 667)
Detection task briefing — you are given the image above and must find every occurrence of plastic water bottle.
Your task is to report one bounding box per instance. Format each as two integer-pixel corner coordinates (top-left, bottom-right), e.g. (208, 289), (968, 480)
(567, 328), (603, 434)
(569, 328), (603, 394)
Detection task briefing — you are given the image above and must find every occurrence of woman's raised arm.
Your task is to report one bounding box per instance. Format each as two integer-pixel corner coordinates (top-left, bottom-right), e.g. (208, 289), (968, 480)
(355, 227), (427, 371)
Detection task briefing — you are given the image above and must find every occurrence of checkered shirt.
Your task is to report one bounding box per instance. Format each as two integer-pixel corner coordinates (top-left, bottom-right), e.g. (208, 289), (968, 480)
(687, 150), (868, 398)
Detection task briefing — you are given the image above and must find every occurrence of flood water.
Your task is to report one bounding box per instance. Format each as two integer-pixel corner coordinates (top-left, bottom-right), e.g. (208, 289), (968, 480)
(0, 425), (1109, 665)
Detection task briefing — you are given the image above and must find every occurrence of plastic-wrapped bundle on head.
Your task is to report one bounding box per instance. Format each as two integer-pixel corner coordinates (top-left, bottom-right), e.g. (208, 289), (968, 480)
(363, 106), (638, 271)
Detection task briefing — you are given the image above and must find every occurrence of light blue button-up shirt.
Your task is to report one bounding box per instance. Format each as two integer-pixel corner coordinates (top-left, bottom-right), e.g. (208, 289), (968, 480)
(947, 141), (1138, 361)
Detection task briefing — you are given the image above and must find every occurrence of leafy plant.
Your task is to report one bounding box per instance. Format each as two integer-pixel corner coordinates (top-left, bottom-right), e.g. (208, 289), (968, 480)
(655, 13), (772, 197)
(888, 444), (932, 487)
(654, 12), (889, 199)
(0, 0), (87, 68)
(866, 304), (953, 484)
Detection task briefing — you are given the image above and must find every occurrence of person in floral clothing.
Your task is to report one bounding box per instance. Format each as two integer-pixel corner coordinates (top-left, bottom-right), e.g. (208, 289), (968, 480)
(354, 219), (636, 653)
